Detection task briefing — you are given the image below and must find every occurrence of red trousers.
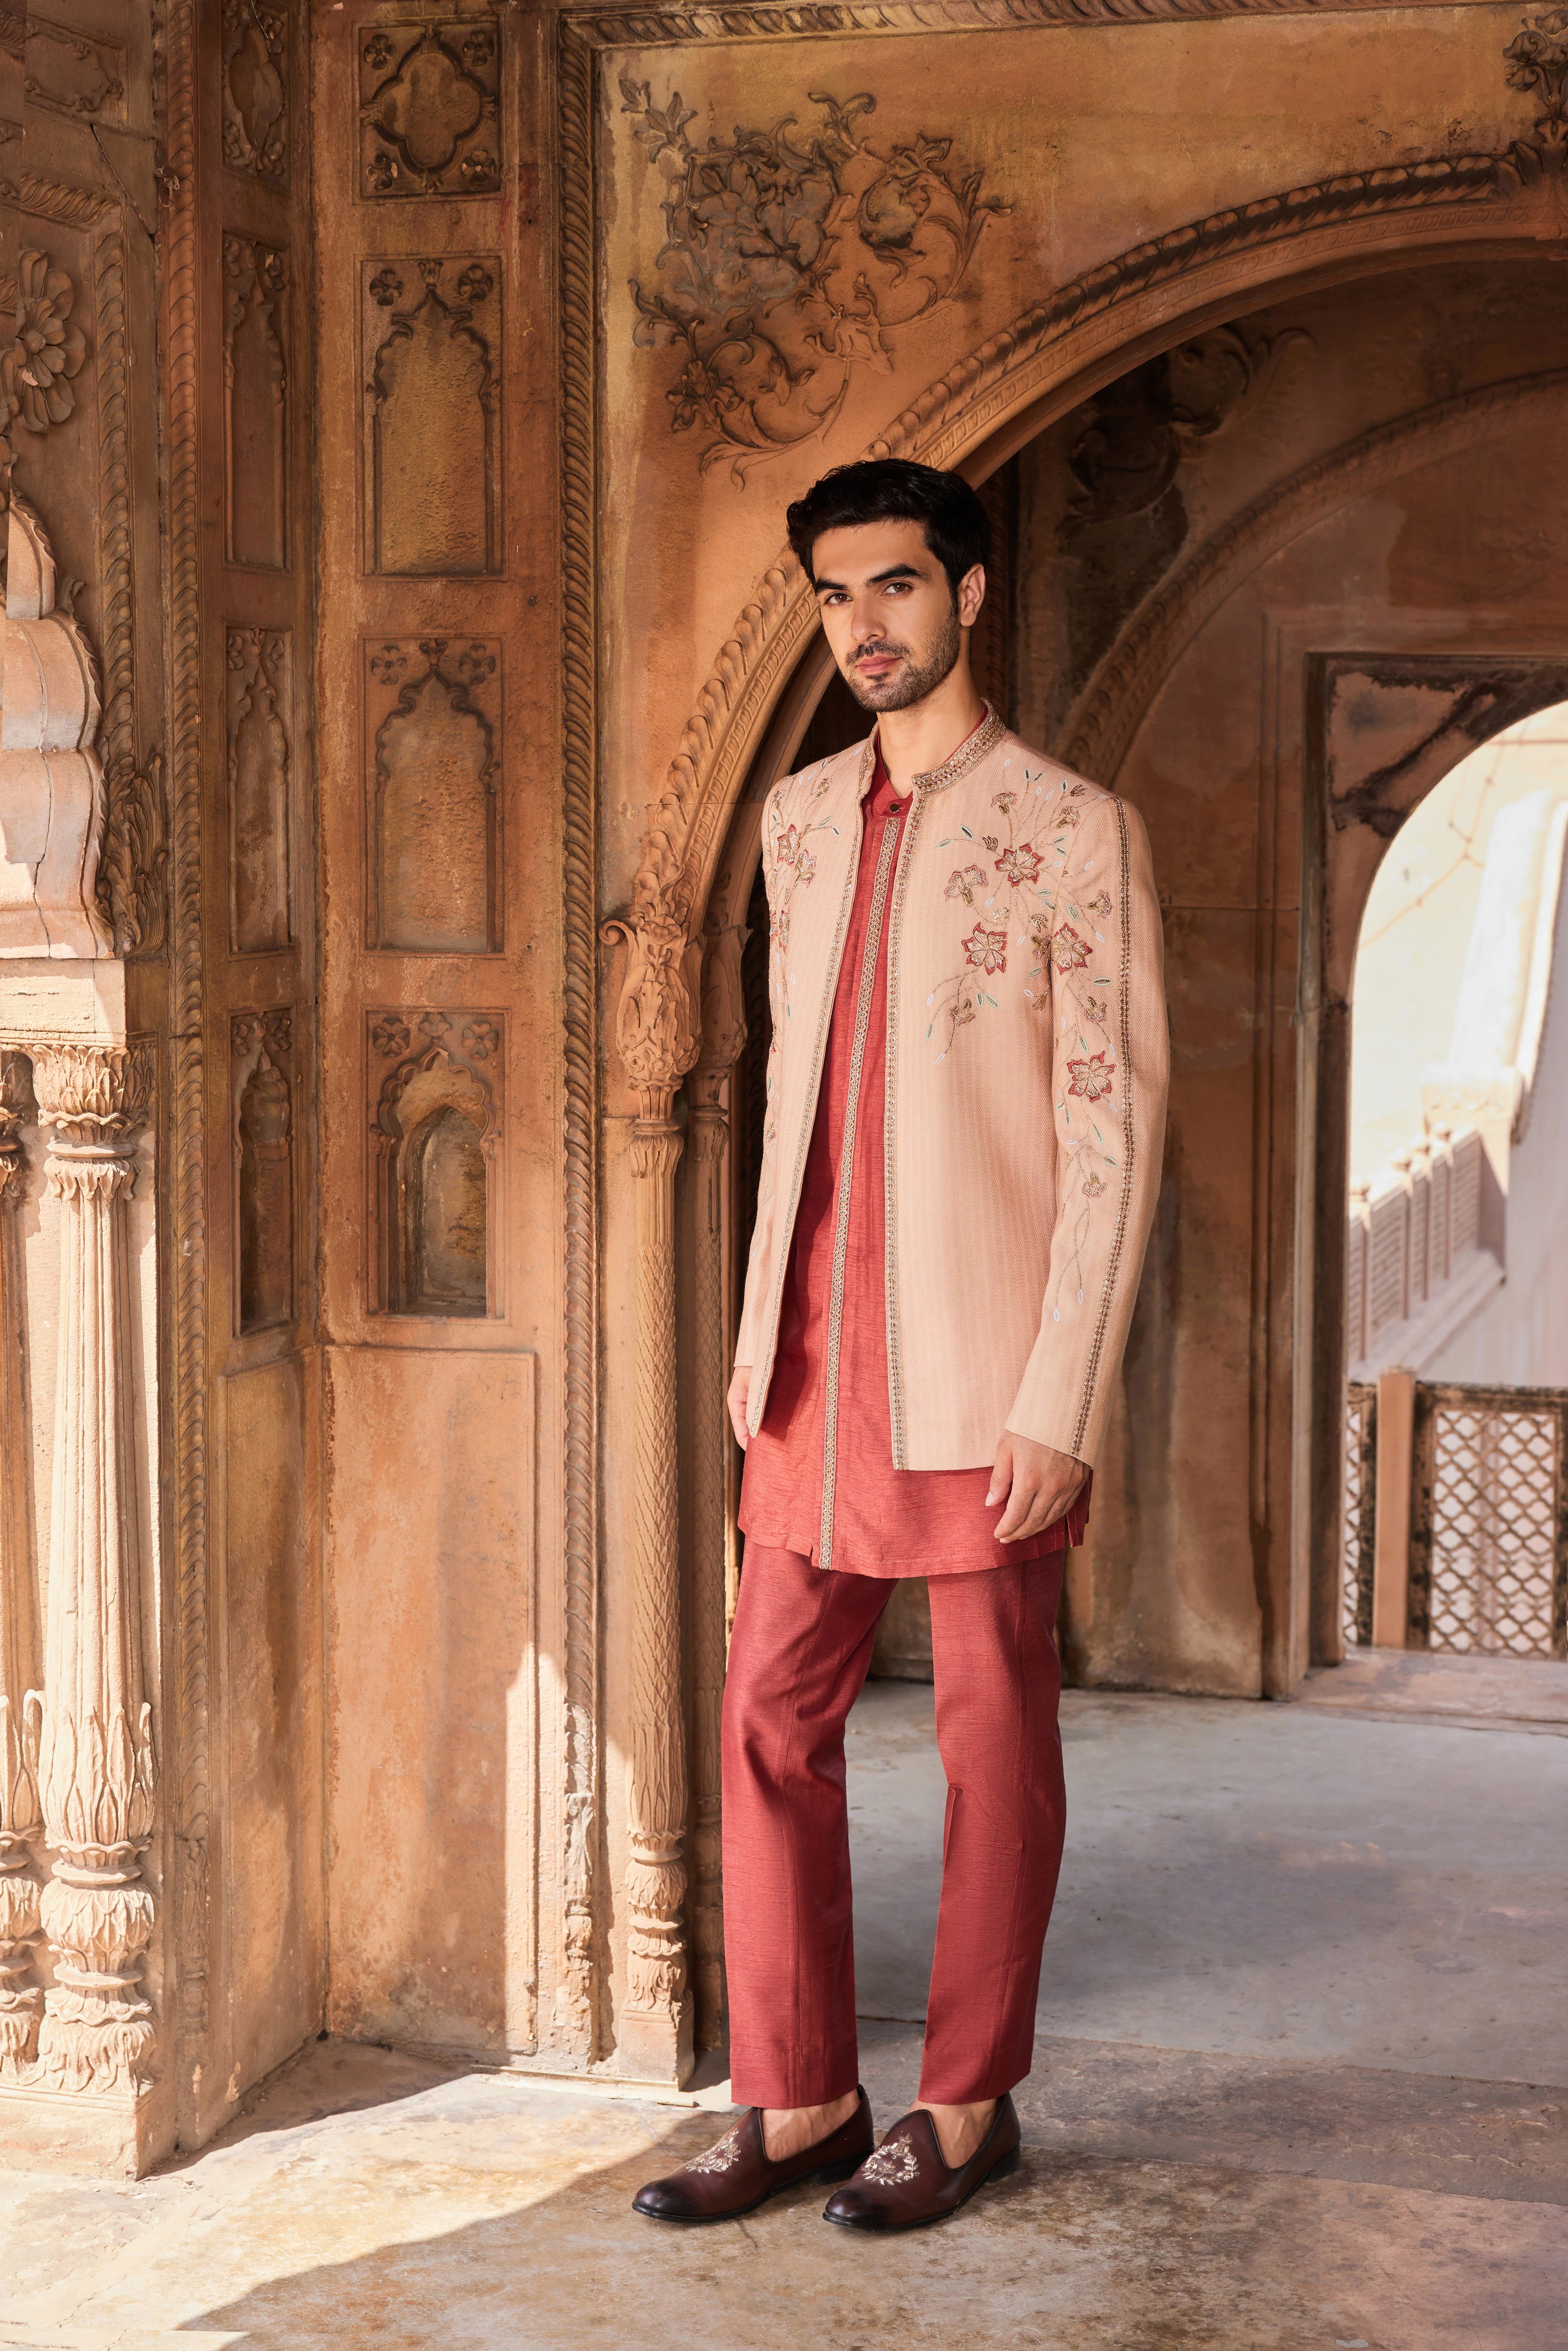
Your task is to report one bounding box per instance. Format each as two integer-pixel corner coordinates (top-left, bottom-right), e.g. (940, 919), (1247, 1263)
(722, 1545), (1067, 2108)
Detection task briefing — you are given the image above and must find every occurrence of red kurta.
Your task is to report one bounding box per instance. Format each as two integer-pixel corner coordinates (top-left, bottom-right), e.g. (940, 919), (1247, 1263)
(739, 743), (1091, 1577)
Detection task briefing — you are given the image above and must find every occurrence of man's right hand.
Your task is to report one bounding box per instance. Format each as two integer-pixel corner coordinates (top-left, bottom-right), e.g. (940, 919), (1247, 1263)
(728, 1365), (752, 1450)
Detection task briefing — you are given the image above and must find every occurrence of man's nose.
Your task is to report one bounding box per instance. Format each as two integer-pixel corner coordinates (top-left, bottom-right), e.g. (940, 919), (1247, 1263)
(851, 596), (883, 640)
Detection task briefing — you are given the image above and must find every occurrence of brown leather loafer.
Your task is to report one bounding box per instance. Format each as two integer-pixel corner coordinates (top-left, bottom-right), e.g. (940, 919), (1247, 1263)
(632, 2089), (875, 2223)
(822, 2092), (1021, 2230)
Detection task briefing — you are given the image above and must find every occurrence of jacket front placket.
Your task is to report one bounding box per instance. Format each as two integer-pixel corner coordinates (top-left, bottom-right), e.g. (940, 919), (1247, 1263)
(812, 705), (1004, 1563)
(879, 706), (1007, 1474)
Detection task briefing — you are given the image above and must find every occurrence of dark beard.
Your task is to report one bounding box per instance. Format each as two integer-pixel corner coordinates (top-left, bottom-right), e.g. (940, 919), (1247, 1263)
(844, 603), (962, 712)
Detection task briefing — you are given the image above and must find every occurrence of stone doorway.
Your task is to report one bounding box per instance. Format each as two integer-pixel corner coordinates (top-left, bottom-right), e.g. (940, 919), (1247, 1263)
(687, 253), (1568, 1779)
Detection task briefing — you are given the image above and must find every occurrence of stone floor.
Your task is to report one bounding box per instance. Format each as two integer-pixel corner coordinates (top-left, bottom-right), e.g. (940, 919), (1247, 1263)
(2, 1662), (1565, 2350)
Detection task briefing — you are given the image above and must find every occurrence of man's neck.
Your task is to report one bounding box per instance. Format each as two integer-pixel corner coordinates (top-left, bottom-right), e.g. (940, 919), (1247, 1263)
(872, 660), (987, 794)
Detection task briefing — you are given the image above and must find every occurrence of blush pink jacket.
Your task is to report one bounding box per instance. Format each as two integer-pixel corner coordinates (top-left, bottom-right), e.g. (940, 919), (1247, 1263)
(734, 709), (1169, 1469)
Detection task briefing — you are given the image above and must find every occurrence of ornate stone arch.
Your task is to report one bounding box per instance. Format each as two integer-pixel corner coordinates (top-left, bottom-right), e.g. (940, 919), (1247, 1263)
(617, 154), (1567, 1017)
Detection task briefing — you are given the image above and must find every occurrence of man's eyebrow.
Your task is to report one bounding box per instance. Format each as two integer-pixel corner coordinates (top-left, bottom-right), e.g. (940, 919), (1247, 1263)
(814, 562), (923, 595)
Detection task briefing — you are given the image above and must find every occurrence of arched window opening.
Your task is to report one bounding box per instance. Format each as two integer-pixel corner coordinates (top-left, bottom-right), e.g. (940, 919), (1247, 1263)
(1344, 702), (1568, 1657)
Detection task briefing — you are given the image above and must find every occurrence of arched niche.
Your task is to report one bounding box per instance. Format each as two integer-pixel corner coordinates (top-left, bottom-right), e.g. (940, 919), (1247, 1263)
(373, 1049), (495, 1319)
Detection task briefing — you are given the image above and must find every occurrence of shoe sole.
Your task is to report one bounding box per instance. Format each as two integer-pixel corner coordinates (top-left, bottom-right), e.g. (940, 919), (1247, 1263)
(821, 2141), (1023, 2231)
(634, 2152), (866, 2224)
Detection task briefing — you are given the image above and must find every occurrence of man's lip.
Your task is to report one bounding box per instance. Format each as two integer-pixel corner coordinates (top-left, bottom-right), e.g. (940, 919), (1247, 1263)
(856, 653), (900, 671)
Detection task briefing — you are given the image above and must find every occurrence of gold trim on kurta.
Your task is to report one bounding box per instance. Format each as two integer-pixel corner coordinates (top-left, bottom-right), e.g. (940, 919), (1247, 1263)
(818, 809), (903, 1571)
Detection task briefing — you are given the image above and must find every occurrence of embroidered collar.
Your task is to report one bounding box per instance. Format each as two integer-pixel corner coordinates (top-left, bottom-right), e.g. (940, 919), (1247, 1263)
(857, 704), (1005, 799)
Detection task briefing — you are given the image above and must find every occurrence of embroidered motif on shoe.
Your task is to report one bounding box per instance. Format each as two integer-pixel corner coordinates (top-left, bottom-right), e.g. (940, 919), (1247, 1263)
(686, 2126), (744, 2175)
(860, 2136), (920, 2184)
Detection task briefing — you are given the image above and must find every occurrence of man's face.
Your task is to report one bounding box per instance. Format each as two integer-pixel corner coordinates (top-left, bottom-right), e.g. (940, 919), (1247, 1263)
(809, 518), (985, 713)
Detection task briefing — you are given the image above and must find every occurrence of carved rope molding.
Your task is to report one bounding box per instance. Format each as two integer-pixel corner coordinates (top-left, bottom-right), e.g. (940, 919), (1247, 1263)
(0, 1056), (42, 2080)
(159, 0), (212, 2133)
(567, 0), (1436, 42)
(1060, 368), (1568, 781)
(30, 1044), (158, 2095)
(556, 12), (601, 2063)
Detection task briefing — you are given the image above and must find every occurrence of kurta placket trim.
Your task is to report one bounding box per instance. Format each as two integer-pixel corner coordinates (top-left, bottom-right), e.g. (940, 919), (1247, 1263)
(882, 705), (1006, 1469)
(817, 807), (903, 1572)
(749, 742), (877, 1434)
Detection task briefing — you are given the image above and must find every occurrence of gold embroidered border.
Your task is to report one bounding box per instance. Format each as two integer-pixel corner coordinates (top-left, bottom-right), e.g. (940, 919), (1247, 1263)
(1069, 798), (1135, 1460)
(907, 703), (1006, 794)
(748, 760), (868, 1430)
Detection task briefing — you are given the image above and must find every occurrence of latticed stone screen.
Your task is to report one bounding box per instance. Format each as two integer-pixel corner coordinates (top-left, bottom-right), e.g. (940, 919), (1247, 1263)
(1342, 1382), (1377, 1649)
(1409, 1385), (1568, 1658)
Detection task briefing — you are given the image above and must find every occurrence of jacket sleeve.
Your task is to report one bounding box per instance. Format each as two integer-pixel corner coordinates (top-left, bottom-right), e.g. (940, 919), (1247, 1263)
(733, 784), (785, 1370)
(1005, 790), (1169, 1465)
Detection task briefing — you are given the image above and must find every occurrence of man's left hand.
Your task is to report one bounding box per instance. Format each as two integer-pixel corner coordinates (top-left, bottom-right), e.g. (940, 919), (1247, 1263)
(987, 1430), (1088, 1543)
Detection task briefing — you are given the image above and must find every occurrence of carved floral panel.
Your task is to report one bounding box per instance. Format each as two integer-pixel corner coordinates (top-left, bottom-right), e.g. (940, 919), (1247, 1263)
(25, 16), (124, 122)
(359, 18), (500, 199)
(226, 627), (292, 953)
(232, 1012), (295, 1336)
(365, 636), (500, 954)
(621, 81), (1005, 480)
(224, 235), (288, 570)
(222, 0), (289, 187)
(367, 1011), (502, 1319)
(362, 256), (499, 576)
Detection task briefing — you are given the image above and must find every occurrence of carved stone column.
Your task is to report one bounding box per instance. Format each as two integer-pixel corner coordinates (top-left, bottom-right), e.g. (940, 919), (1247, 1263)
(30, 1044), (157, 2094)
(686, 928), (746, 2053)
(603, 908), (703, 2077)
(0, 1055), (43, 2076)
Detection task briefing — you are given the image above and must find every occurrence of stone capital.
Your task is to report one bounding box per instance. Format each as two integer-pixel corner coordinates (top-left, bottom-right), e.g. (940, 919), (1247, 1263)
(30, 1042), (154, 1150)
(602, 912), (703, 1119)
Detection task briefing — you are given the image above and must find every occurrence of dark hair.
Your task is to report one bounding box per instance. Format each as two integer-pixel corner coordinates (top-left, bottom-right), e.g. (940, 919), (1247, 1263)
(786, 459), (990, 599)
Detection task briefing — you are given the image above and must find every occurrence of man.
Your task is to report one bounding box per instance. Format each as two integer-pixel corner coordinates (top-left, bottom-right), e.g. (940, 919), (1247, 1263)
(634, 460), (1168, 2230)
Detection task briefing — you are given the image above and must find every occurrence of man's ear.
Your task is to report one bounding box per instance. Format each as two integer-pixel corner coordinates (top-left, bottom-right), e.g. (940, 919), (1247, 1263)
(958, 563), (987, 629)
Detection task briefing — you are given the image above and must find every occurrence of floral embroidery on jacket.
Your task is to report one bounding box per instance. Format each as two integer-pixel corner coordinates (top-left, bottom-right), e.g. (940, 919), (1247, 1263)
(926, 766), (1059, 1055)
(759, 762), (840, 1142)
(1067, 1050), (1115, 1102)
(995, 841), (1042, 888)
(963, 923), (1008, 974)
(1052, 923), (1092, 974)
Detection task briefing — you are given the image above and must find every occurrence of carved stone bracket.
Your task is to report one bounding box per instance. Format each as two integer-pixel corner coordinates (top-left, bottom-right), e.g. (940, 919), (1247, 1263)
(0, 1052), (42, 2078)
(30, 1044), (158, 2095)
